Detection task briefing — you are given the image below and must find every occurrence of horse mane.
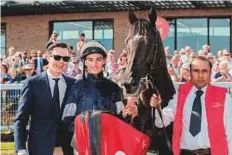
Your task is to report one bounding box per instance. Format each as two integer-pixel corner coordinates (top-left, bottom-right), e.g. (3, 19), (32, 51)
(152, 30), (176, 103)
(109, 8), (175, 104)
(126, 9), (175, 103)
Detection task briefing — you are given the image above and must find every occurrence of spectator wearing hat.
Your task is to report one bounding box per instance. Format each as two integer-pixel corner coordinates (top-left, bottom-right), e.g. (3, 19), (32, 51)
(62, 41), (138, 152)
(21, 64), (36, 82)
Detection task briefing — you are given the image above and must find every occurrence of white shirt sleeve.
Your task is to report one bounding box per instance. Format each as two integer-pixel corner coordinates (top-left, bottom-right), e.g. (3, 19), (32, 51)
(17, 149), (27, 155)
(224, 93), (232, 155)
(155, 93), (178, 128)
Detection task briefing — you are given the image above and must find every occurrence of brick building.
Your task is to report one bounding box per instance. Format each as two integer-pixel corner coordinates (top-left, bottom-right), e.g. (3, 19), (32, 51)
(1, 1), (232, 57)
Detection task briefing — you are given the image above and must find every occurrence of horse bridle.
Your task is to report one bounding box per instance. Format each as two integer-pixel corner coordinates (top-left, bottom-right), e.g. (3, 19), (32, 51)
(139, 27), (172, 152)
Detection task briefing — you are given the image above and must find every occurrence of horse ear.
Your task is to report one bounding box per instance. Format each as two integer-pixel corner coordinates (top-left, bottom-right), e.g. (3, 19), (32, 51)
(129, 10), (138, 24)
(148, 6), (157, 28)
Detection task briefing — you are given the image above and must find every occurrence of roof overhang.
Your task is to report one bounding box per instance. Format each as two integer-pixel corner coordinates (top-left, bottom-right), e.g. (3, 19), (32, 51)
(2, 1), (232, 17)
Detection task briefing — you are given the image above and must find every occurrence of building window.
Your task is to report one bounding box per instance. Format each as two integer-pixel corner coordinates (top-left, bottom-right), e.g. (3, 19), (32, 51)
(177, 18), (207, 52)
(52, 20), (113, 54)
(163, 19), (175, 53)
(209, 18), (230, 54)
(163, 17), (231, 56)
(93, 21), (113, 50)
(1, 23), (6, 56)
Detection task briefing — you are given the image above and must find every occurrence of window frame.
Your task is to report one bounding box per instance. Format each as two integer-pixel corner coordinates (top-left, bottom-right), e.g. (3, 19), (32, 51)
(1, 23), (7, 56)
(49, 19), (114, 50)
(165, 16), (231, 54)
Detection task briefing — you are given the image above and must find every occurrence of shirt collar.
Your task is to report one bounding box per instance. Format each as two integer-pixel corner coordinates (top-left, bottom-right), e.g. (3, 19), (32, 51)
(86, 71), (104, 81)
(47, 70), (64, 82)
(192, 85), (208, 94)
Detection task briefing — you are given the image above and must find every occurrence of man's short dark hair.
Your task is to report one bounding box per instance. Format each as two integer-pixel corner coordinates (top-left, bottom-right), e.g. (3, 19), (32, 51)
(80, 33), (85, 37)
(47, 42), (68, 54)
(190, 56), (212, 71)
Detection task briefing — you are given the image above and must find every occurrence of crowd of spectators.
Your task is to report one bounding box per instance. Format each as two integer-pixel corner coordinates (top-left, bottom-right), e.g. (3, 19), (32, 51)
(165, 44), (232, 83)
(1, 40), (231, 85)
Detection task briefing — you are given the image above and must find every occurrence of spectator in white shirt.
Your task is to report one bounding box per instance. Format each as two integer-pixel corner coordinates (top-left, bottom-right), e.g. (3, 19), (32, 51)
(222, 49), (232, 70)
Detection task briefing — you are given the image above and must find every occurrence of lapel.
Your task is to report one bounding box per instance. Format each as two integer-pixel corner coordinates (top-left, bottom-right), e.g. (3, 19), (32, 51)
(41, 72), (53, 101)
(61, 74), (72, 112)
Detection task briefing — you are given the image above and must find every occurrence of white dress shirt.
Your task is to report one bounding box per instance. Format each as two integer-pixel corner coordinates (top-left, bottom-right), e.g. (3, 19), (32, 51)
(47, 70), (67, 107)
(18, 71), (67, 155)
(155, 84), (232, 154)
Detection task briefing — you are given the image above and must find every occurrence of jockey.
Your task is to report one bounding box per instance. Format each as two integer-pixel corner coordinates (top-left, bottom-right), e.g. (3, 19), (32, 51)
(61, 41), (138, 152)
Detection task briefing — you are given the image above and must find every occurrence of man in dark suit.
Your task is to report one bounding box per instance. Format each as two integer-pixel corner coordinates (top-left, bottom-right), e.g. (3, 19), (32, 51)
(14, 42), (75, 155)
(33, 50), (49, 74)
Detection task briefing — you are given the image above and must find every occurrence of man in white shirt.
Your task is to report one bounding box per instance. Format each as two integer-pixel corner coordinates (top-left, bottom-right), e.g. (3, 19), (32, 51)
(150, 56), (232, 155)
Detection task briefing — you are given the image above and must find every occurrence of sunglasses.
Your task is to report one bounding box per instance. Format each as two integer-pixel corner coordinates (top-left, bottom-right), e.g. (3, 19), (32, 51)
(52, 55), (70, 62)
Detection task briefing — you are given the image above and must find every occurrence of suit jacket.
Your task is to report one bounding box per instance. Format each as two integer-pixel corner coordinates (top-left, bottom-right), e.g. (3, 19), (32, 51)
(33, 58), (49, 72)
(14, 72), (75, 155)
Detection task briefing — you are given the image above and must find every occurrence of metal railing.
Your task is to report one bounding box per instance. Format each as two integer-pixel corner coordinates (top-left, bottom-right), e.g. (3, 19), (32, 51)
(0, 82), (231, 133)
(1, 84), (23, 133)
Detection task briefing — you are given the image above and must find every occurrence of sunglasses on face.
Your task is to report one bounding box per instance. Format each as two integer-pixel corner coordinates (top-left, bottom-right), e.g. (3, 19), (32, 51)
(52, 55), (70, 62)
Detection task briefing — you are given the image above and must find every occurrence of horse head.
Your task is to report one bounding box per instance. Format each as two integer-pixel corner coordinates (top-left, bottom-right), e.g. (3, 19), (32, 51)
(121, 7), (175, 103)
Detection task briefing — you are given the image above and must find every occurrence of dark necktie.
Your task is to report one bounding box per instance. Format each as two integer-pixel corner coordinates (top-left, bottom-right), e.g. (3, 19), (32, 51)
(189, 89), (204, 137)
(53, 78), (60, 114)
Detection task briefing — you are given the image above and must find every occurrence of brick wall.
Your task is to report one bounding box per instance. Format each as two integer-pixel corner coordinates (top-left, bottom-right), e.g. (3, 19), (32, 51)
(2, 8), (232, 56)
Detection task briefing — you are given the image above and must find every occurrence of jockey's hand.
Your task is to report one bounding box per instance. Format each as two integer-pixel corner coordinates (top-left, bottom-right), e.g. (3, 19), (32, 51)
(122, 96), (138, 119)
(150, 94), (162, 108)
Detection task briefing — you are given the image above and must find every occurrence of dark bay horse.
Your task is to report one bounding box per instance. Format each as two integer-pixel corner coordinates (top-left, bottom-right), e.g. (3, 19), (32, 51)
(110, 8), (176, 155)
